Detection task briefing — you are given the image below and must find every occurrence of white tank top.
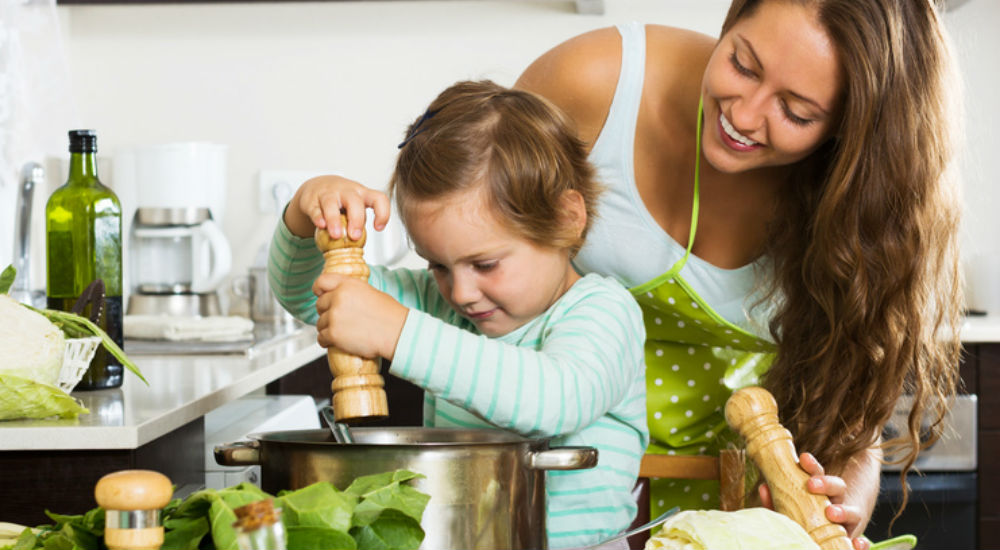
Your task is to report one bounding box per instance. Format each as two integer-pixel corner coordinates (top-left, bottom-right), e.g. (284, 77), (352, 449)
(573, 21), (772, 333)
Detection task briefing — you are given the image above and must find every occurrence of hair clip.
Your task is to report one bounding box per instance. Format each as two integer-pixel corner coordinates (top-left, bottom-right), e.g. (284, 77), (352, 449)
(398, 108), (440, 149)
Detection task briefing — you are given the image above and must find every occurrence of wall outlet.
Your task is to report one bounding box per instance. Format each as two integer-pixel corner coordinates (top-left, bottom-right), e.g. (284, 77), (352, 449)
(257, 170), (325, 214)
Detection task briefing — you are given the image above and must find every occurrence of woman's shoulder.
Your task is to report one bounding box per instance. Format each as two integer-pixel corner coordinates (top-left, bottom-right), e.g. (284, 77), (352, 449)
(515, 24), (715, 145)
(515, 26), (625, 145)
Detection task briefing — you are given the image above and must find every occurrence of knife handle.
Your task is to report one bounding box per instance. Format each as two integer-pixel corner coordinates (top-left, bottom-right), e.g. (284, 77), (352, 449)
(725, 387), (853, 550)
(316, 218), (388, 424)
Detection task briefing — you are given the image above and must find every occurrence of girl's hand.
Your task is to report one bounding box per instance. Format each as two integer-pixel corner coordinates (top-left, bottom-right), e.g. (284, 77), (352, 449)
(758, 452), (870, 550)
(313, 272), (408, 360)
(284, 175), (391, 240)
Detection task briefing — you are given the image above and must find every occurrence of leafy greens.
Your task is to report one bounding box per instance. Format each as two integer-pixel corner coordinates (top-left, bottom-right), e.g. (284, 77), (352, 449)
(2, 470), (429, 550)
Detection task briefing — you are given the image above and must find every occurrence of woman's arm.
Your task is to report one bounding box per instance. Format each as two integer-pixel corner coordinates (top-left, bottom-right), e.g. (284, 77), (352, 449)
(833, 445), (881, 539)
(762, 446), (881, 550)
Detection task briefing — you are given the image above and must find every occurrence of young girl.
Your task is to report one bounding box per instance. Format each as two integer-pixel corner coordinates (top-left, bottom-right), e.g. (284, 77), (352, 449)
(268, 80), (648, 549)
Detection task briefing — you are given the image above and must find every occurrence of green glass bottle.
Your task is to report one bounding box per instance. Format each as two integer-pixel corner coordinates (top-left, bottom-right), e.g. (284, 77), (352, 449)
(46, 129), (124, 390)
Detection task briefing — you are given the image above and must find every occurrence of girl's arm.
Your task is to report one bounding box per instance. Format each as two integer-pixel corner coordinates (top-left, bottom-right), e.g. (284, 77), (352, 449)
(386, 280), (646, 439)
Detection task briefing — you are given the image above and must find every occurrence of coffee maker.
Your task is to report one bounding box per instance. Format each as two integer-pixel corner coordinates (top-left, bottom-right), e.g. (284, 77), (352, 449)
(115, 142), (231, 316)
(128, 207), (231, 316)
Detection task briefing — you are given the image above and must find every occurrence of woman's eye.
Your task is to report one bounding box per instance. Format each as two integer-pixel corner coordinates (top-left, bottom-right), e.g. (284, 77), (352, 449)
(729, 51), (755, 78)
(428, 262), (447, 273)
(781, 102), (815, 126)
(473, 261), (498, 272)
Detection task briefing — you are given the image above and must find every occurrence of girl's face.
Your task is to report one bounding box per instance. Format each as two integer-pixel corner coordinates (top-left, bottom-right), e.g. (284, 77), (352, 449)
(406, 188), (580, 338)
(701, 0), (844, 174)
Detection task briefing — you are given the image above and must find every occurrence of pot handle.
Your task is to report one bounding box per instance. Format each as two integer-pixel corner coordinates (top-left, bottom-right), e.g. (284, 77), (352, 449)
(214, 440), (261, 466)
(529, 446), (598, 471)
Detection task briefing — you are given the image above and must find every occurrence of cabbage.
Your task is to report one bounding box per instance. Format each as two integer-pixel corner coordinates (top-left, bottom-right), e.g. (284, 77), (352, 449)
(0, 293), (65, 386)
(0, 284), (89, 420)
(645, 508), (820, 550)
(0, 374), (88, 420)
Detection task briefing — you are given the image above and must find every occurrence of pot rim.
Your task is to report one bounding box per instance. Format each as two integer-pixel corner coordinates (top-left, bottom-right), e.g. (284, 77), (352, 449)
(248, 427), (550, 448)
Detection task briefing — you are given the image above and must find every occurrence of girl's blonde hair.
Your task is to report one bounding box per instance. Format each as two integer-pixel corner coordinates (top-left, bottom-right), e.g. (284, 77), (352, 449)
(390, 80), (601, 256)
(724, 0), (963, 515)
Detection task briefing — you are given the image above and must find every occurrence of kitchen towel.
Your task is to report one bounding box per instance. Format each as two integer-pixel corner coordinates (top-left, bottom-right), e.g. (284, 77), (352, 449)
(125, 315), (254, 342)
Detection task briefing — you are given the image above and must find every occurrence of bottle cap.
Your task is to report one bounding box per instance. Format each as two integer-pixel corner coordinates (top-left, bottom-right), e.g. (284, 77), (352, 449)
(69, 129), (98, 153)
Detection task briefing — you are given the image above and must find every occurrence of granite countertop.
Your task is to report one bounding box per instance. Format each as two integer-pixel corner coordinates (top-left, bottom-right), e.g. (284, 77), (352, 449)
(0, 322), (324, 451)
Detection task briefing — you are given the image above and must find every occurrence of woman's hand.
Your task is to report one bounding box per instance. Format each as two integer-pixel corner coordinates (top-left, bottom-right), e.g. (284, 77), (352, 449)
(758, 452), (872, 550)
(313, 272), (408, 360)
(284, 175), (391, 240)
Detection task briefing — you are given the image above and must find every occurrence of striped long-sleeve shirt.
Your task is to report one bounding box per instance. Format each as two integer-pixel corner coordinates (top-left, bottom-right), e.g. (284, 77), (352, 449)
(268, 220), (649, 548)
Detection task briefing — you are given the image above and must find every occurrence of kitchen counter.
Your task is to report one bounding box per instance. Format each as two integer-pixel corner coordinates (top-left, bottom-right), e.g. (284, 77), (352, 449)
(960, 314), (1000, 343)
(0, 321), (323, 451)
(0, 320), (326, 525)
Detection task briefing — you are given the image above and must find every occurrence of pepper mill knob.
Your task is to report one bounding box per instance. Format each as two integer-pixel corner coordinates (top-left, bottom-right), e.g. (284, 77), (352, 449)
(725, 387), (853, 550)
(94, 469), (173, 550)
(316, 217), (389, 424)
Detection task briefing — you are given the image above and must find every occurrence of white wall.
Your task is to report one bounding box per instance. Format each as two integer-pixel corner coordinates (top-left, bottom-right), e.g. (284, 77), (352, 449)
(4, 0), (997, 310)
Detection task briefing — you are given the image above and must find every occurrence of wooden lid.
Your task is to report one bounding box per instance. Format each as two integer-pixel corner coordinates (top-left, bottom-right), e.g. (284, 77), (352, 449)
(94, 470), (173, 511)
(315, 216), (366, 251)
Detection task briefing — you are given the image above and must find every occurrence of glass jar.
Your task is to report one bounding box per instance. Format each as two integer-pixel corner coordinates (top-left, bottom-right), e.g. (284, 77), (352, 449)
(233, 499), (286, 550)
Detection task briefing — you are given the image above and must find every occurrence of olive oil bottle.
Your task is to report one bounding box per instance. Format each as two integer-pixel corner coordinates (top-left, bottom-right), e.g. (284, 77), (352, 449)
(46, 129), (124, 390)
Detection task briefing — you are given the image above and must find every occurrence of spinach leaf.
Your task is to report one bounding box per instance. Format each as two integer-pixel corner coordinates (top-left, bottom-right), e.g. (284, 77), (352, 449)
(277, 482), (355, 533)
(162, 516), (209, 550)
(346, 471), (428, 526)
(285, 525), (357, 550)
(350, 509), (425, 550)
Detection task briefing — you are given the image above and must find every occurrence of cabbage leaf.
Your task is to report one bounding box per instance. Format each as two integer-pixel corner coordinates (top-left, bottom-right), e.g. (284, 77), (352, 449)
(0, 374), (89, 420)
(645, 508), (821, 550)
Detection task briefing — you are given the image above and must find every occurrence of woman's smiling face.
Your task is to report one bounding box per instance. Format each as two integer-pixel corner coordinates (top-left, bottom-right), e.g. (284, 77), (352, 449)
(701, 0), (844, 174)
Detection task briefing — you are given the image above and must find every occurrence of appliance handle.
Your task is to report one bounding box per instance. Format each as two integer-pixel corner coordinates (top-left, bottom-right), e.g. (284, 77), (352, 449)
(213, 440), (261, 466)
(529, 446), (598, 471)
(191, 219), (232, 293)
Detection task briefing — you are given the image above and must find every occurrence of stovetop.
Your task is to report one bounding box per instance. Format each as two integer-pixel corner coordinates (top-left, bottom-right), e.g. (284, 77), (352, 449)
(881, 393), (977, 472)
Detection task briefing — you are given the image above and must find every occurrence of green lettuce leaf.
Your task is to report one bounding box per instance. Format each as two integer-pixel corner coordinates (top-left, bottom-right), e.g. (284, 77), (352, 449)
(0, 375), (88, 420)
(350, 508), (425, 550)
(285, 525), (357, 550)
(277, 482), (356, 533)
(345, 470), (428, 526)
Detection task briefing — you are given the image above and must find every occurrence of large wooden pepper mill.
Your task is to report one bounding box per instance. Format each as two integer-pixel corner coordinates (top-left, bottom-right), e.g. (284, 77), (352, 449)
(725, 387), (854, 550)
(316, 216), (389, 423)
(94, 469), (173, 550)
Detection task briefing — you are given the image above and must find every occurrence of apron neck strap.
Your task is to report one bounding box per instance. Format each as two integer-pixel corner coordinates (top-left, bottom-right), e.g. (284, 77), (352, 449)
(669, 97), (703, 275)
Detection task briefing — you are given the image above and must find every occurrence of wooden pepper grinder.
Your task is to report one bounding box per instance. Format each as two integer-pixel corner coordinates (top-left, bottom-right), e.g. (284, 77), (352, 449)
(94, 469), (173, 550)
(316, 216), (388, 423)
(725, 387), (854, 550)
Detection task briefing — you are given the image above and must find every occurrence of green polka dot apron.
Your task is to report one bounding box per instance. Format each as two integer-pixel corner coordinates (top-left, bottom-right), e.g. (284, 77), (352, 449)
(631, 100), (776, 517)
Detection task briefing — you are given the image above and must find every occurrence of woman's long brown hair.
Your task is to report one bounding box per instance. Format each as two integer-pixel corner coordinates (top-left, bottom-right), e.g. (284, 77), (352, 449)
(723, 0), (964, 513)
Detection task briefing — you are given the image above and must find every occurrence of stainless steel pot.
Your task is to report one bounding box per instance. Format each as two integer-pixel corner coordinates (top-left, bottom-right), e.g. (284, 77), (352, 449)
(215, 427), (597, 550)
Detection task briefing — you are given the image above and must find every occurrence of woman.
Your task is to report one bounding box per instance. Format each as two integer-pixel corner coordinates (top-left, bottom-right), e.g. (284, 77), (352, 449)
(515, 0), (963, 548)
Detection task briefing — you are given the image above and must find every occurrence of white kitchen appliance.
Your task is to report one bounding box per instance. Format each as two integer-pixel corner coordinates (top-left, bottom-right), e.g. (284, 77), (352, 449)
(127, 207), (232, 316)
(115, 142), (232, 316)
